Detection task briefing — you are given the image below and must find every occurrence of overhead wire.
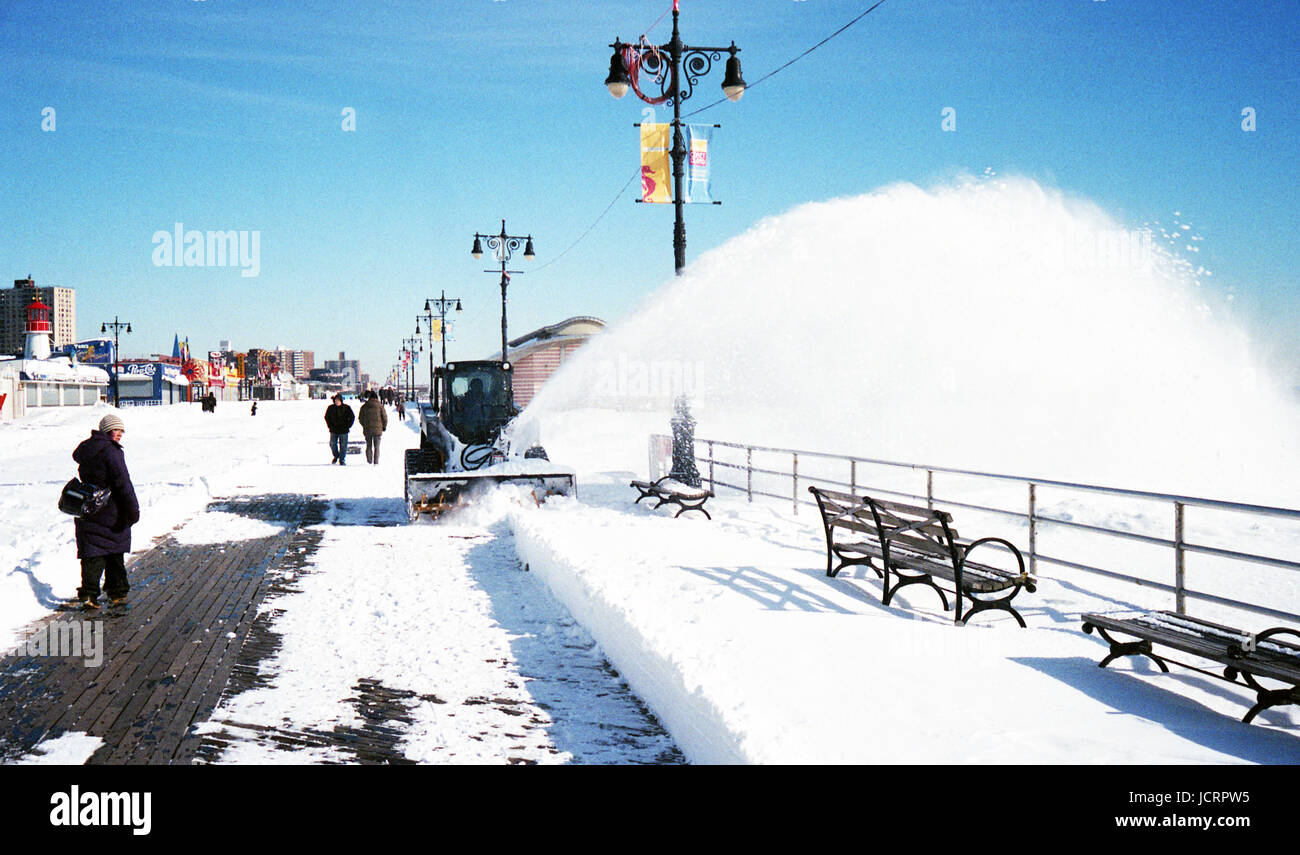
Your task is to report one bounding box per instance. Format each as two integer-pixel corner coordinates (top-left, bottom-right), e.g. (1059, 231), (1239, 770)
(683, 0), (887, 118)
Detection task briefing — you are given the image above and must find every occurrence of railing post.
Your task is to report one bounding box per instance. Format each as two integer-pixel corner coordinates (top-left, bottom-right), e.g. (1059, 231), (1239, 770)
(850, 459), (856, 495)
(707, 440), (715, 492)
(1028, 482), (1037, 579)
(1174, 501), (1186, 614)
(746, 446), (753, 502)
(926, 470), (933, 511)
(792, 451), (799, 515)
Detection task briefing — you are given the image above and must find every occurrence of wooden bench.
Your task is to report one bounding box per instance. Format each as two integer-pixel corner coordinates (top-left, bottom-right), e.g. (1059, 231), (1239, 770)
(630, 476), (714, 519)
(1082, 611), (1300, 724)
(808, 486), (1035, 626)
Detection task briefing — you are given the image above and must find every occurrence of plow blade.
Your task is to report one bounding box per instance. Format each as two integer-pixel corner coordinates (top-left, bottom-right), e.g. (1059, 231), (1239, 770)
(404, 470), (576, 521)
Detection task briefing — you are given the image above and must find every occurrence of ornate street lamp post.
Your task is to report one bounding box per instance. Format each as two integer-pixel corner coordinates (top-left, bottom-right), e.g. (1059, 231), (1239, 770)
(401, 336), (421, 402)
(100, 317), (132, 407)
(471, 221), (534, 360)
(605, 0), (745, 274)
(416, 290), (461, 401)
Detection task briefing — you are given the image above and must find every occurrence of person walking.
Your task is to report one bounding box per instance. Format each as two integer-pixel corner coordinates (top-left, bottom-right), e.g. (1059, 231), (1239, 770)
(358, 390), (388, 465)
(324, 393), (355, 465)
(73, 414), (140, 609)
(395, 396), (406, 422)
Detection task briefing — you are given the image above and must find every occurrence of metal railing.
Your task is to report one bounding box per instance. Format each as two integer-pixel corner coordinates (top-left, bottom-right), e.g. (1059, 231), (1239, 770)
(657, 434), (1300, 624)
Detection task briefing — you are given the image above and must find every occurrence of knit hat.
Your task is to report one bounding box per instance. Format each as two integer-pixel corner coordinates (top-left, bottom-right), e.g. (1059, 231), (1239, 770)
(98, 414), (125, 434)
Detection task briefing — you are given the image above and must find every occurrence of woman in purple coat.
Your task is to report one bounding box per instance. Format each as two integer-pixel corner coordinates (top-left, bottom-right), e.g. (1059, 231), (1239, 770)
(73, 414), (140, 609)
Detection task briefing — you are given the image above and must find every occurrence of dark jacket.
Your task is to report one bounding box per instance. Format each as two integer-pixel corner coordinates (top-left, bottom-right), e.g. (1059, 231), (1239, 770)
(72, 430), (140, 558)
(325, 402), (355, 434)
(358, 398), (388, 436)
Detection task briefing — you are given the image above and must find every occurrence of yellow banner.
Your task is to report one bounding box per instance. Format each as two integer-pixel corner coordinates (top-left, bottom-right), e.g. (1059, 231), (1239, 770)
(432, 319), (443, 342)
(640, 123), (672, 204)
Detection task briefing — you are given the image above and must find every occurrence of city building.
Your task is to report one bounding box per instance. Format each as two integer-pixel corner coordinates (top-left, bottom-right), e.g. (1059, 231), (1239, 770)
(274, 348), (314, 379)
(502, 316), (605, 409)
(324, 352), (361, 390)
(1, 277), (75, 356)
(307, 367), (347, 398)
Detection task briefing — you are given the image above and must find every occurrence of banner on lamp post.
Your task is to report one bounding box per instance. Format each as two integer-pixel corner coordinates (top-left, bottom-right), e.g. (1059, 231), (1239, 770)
(683, 124), (713, 204)
(640, 123), (672, 203)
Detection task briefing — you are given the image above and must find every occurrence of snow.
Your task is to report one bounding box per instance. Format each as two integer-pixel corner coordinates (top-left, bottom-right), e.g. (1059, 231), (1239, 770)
(13, 731), (103, 765)
(518, 177), (1300, 508)
(172, 511), (291, 545)
(509, 474), (1300, 764)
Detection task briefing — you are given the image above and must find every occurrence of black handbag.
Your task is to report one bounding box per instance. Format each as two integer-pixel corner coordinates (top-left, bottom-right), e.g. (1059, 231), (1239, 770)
(58, 478), (112, 517)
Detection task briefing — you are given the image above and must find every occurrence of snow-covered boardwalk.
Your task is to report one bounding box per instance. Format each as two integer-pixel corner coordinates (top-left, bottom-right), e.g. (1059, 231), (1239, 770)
(0, 402), (681, 765)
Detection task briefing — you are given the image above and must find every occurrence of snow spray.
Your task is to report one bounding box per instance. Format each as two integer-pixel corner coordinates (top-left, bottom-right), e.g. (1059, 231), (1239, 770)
(524, 177), (1300, 506)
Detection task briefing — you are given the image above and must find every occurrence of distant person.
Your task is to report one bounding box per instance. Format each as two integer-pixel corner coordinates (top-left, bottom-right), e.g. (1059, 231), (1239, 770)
(395, 396), (406, 422)
(358, 390), (388, 465)
(324, 393), (355, 465)
(250, 402), (257, 416)
(73, 414), (140, 609)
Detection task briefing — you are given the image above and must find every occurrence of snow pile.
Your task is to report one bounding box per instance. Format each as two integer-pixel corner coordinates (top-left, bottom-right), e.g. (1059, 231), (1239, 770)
(172, 512), (291, 545)
(508, 479), (1300, 764)
(13, 731), (103, 765)
(523, 176), (1300, 506)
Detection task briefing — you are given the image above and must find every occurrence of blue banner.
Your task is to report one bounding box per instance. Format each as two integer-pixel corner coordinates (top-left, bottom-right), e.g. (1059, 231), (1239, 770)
(70, 338), (114, 365)
(683, 124), (714, 204)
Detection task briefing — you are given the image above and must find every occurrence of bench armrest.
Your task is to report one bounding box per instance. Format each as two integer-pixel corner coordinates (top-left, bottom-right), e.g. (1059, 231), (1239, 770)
(1230, 626), (1300, 658)
(959, 537), (1031, 585)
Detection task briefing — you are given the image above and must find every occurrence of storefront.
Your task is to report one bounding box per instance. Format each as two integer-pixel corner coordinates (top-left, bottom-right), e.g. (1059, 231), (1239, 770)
(0, 358), (110, 419)
(116, 361), (188, 406)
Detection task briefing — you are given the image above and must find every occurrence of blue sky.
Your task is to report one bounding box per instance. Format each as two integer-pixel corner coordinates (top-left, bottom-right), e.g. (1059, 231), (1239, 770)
(2, 0), (1297, 381)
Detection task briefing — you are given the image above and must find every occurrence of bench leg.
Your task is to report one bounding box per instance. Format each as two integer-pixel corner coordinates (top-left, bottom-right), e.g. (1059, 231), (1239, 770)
(1225, 669), (1300, 724)
(960, 586), (1029, 628)
(673, 502), (711, 520)
(1083, 624), (1170, 672)
(825, 550), (878, 580)
(882, 568), (949, 613)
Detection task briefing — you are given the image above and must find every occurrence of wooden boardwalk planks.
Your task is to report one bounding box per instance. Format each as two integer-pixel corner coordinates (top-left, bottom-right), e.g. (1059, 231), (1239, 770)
(0, 494), (316, 765)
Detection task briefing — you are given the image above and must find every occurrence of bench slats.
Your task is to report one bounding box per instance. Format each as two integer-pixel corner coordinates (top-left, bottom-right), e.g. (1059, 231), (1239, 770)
(1084, 612), (1300, 686)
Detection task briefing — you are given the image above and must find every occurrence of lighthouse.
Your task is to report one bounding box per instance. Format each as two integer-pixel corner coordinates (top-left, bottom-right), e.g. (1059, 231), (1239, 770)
(23, 299), (52, 361)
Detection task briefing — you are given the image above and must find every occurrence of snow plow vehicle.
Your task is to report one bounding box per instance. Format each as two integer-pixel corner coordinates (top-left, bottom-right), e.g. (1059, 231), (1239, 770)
(403, 359), (575, 521)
